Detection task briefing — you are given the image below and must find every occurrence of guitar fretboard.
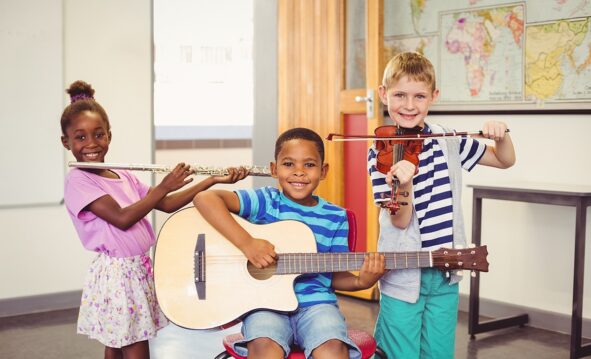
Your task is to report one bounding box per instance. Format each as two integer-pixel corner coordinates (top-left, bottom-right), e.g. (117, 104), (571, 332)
(275, 251), (432, 274)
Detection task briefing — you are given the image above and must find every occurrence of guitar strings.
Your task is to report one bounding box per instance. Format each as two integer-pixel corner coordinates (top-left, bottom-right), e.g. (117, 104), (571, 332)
(184, 253), (481, 272)
(191, 254), (436, 270)
(201, 253), (434, 264)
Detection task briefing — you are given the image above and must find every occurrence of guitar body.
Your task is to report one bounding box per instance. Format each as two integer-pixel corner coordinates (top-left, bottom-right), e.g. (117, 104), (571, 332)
(154, 207), (317, 330)
(154, 207), (490, 329)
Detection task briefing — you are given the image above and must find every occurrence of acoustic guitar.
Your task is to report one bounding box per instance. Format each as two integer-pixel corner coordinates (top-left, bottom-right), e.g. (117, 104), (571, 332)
(153, 207), (489, 330)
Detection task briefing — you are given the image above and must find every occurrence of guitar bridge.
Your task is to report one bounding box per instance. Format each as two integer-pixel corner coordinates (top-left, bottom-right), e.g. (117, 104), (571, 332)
(194, 234), (206, 300)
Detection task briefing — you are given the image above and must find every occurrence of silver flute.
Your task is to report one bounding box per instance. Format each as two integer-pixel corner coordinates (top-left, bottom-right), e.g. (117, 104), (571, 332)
(68, 161), (272, 177)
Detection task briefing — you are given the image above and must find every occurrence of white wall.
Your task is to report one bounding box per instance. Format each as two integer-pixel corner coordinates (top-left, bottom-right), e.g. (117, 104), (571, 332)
(0, 0), (153, 300)
(434, 114), (591, 319)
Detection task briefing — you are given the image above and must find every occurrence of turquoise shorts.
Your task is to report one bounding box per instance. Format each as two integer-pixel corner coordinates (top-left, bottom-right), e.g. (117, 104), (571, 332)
(374, 268), (459, 359)
(232, 303), (361, 359)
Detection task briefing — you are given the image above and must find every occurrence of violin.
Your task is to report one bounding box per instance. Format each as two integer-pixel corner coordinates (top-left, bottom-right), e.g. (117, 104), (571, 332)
(374, 125), (423, 215)
(325, 127), (510, 215)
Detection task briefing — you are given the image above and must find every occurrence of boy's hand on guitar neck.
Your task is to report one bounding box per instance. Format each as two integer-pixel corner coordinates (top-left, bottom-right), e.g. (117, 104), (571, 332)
(239, 237), (277, 269)
(356, 253), (386, 290)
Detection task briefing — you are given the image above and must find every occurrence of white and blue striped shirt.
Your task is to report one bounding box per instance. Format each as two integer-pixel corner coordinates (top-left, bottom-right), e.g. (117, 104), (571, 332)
(367, 124), (485, 250)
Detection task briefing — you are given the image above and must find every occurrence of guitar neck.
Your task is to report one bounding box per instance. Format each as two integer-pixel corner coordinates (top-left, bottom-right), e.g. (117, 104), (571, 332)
(276, 251), (432, 274)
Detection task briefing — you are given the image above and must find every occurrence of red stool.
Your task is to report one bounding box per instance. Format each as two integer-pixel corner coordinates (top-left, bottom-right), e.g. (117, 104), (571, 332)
(216, 328), (383, 359)
(214, 210), (387, 359)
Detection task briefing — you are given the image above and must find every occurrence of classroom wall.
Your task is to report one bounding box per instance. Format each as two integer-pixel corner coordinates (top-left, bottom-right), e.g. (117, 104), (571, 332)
(0, 0), (153, 302)
(2, 0), (590, 335)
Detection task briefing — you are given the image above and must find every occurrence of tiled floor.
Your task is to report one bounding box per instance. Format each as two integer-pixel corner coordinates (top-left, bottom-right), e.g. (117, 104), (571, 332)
(0, 295), (578, 358)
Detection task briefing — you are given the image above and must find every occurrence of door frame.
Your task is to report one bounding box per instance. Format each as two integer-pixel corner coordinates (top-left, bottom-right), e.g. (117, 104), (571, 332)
(337, 0), (384, 300)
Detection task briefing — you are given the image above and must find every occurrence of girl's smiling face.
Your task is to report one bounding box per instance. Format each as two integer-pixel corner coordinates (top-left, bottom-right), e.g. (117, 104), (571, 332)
(271, 138), (328, 206)
(61, 110), (111, 163)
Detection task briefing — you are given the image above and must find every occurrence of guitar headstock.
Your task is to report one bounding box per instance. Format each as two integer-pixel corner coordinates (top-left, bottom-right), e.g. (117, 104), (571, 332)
(431, 245), (489, 273)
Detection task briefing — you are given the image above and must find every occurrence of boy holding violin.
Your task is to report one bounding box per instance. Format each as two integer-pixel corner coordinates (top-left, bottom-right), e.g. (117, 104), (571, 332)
(367, 52), (515, 358)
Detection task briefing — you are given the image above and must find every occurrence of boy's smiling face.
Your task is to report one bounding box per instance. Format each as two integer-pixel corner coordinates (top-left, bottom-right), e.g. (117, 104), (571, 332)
(271, 138), (328, 206)
(379, 75), (439, 129)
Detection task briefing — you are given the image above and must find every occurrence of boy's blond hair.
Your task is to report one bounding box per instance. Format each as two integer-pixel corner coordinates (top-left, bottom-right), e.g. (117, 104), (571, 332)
(382, 52), (436, 91)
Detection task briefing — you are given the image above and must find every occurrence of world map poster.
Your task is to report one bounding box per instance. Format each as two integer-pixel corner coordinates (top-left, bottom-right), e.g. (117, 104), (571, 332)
(383, 0), (591, 111)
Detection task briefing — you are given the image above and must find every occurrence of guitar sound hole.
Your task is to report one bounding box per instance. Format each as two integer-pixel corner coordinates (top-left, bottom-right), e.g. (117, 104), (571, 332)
(247, 262), (277, 280)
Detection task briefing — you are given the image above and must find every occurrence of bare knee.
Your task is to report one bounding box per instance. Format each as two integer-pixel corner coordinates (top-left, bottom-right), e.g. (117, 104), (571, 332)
(104, 346), (123, 359)
(247, 337), (283, 359)
(121, 340), (149, 359)
(311, 339), (348, 359)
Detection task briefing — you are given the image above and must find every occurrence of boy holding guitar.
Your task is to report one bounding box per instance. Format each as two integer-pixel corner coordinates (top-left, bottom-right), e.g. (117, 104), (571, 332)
(193, 127), (386, 359)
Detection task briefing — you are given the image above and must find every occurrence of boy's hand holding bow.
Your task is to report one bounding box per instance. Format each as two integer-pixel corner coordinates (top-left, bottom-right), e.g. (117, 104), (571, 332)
(480, 120), (510, 142)
(476, 120), (516, 169)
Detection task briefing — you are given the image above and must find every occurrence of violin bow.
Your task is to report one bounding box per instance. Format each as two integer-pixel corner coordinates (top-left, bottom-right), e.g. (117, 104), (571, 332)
(326, 129), (509, 142)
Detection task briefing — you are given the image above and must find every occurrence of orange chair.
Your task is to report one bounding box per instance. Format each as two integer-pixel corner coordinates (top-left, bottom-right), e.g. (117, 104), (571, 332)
(214, 210), (387, 359)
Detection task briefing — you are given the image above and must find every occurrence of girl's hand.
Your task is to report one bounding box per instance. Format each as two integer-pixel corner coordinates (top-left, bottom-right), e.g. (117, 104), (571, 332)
(480, 121), (509, 142)
(385, 160), (416, 187)
(158, 163), (194, 192)
(357, 253), (386, 289)
(215, 166), (250, 184)
(240, 237), (277, 269)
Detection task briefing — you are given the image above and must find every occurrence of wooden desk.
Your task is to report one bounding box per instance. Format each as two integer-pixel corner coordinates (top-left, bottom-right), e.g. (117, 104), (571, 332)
(468, 183), (591, 359)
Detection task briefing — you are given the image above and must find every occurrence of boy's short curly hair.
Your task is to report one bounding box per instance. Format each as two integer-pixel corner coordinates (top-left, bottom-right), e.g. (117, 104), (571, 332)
(382, 52), (437, 92)
(275, 127), (325, 163)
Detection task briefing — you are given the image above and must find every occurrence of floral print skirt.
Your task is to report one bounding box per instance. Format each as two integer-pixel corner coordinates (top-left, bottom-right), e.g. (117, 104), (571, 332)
(77, 253), (169, 348)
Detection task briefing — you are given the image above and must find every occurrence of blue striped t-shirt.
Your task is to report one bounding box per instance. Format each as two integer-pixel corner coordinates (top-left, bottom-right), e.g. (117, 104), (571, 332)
(367, 124), (486, 250)
(235, 186), (349, 307)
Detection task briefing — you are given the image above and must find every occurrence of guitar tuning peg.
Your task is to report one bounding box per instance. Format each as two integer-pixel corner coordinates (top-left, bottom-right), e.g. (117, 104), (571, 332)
(471, 270), (476, 278)
(469, 243), (476, 248)
(445, 271), (450, 278)
(456, 270), (463, 276)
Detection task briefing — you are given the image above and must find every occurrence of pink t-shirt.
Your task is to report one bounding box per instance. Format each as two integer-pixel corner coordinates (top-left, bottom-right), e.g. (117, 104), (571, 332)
(64, 168), (156, 257)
